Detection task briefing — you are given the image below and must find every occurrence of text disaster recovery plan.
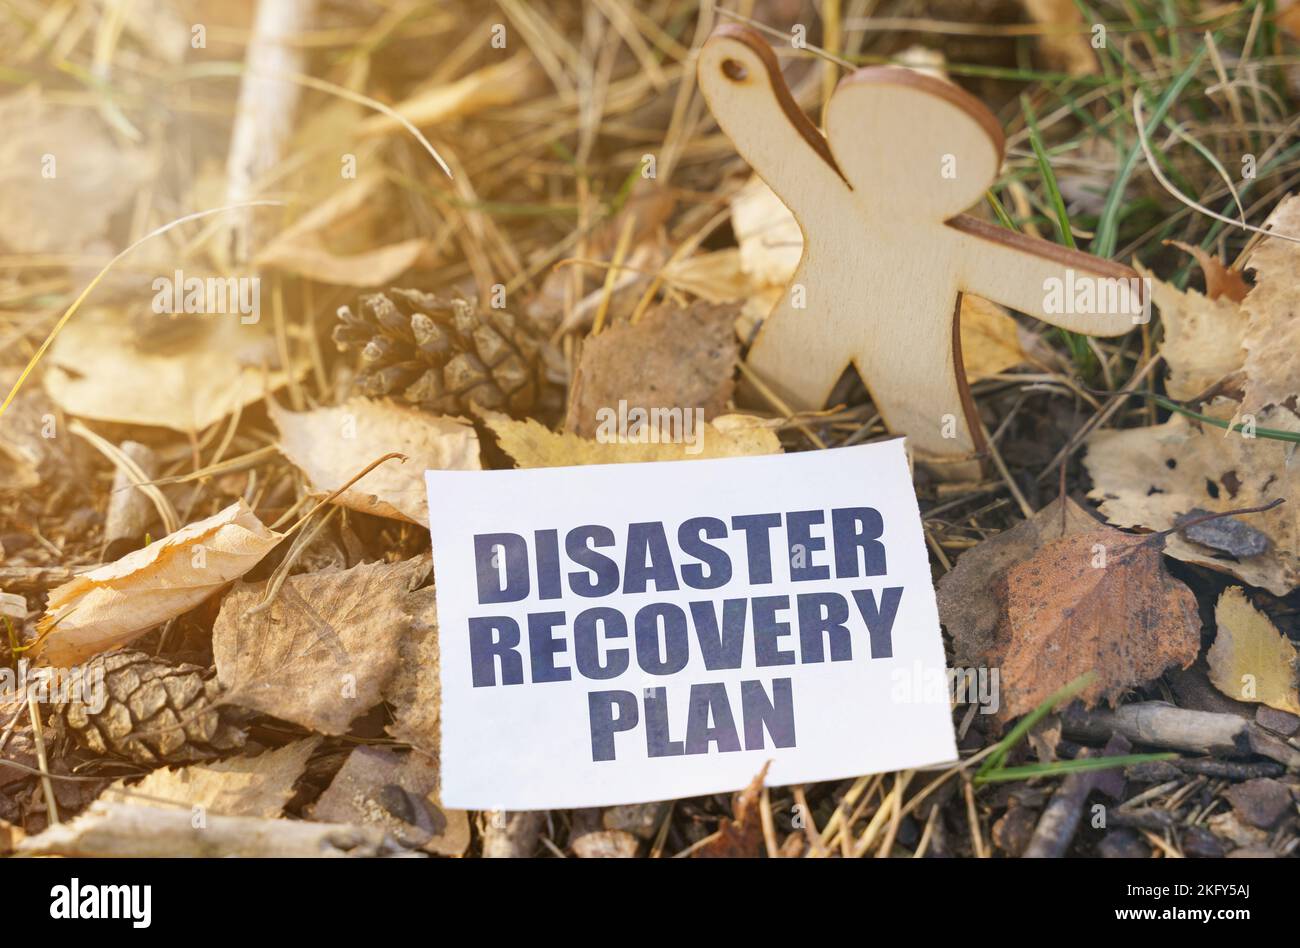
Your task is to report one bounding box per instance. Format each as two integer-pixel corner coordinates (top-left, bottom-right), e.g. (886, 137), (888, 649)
(464, 507), (909, 760)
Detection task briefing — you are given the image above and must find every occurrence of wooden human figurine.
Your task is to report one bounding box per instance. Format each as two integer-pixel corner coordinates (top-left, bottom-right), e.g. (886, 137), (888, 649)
(698, 25), (1144, 470)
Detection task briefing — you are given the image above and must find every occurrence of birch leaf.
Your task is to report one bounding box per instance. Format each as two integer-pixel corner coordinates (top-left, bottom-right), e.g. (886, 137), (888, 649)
(1208, 587), (1300, 714)
(35, 500), (282, 666)
(271, 398), (481, 526)
(486, 411), (781, 468)
(212, 557), (429, 734)
(104, 738), (320, 819)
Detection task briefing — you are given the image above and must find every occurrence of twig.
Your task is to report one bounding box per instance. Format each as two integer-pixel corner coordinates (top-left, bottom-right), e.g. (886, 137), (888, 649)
(26, 691), (57, 825)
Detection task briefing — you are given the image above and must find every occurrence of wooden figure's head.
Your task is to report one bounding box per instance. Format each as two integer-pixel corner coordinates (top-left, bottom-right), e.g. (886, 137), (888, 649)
(699, 24), (1008, 221)
(827, 68), (1005, 220)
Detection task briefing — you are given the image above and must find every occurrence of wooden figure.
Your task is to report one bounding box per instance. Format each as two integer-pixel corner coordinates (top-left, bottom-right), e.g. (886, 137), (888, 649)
(698, 26), (1144, 471)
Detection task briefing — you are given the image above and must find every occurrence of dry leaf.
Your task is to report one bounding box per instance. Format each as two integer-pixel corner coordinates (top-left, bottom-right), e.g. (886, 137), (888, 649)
(104, 738), (320, 819)
(937, 497), (1100, 665)
(255, 178), (429, 286)
(1166, 241), (1250, 303)
(1145, 263), (1248, 400)
(384, 585), (441, 756)
(271, 398), (481, 526)
(486, 411), (782, 468)
(0, 383), (64, 490)
(0, 88), (151, 254)
(1085, 404), (1300, 595)
(36, 500), (282, 666)
(212, 557), (428, 734)
(43, 308), (306, 431)
(959, 295), (1032, 382)
(564, 300), (739, 437)
(1207, 587), (1300, 715)
(1017, 0), (1099, 76)
(990, 527), (1200, 720)
(692, 762), (770, 858)
(1240, 196), (1300, 421)
(359, 54), (536, 137)
(312, 745), (469, 856)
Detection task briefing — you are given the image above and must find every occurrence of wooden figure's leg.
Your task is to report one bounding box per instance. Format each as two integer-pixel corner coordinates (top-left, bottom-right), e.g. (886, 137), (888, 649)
(745, 292), (848, 412)
(853, 291), (982, 472)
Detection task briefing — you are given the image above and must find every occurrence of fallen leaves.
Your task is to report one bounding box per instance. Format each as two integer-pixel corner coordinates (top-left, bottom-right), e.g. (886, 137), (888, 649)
(212, 557), (428, 735)
(35, 501), (282, 666)
(1085, 405), (1299, 595)
(937, 497), (1100, 665)
(691, 762), (770, 858)
(105, 738), (319, 819)
(1207, 587), (1300, 714)
(42, 308), (307, 432)
(988, 524), (1200, 720)
(272, 397), (481, 525)
(486, 411), (782, 468)
(564, 300), (739, 437)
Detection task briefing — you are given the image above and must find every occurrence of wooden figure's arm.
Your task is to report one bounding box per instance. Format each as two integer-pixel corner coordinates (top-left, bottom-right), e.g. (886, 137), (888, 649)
(949, 216), (1143, 336)
(698, 25), (849, 219)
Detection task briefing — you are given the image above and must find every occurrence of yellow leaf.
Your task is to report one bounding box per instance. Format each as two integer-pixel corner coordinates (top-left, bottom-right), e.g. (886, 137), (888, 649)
(35, 500), (282, 666)
(485, 412), (782, 468)
(1208, 587), (1300, 715)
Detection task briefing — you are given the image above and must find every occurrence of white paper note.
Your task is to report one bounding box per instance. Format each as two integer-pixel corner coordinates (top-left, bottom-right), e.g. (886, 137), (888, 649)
(425, 439), (956, 809)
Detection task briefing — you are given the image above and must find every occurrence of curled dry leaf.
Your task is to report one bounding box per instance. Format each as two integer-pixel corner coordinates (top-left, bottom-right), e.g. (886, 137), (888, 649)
(35, 500), (282, 667)
(692, 762), (770, 858)
(43, 309), (307, 431)
(564, 299), (740, 437)
(312, 745), (469, 856)
(486, 411), (782, 468)
(937, 497), (1100, 666)
(212, 557), (428, 735)
(254, 177), (429, 286)
(989, 526), (1200, 720)
(1085, 403), (1299, 595)
(104, 738), (320, 819)
(1207, 587), (1300, 715)
(271, 397), (481, 526)
(728, 176), (1029, 379)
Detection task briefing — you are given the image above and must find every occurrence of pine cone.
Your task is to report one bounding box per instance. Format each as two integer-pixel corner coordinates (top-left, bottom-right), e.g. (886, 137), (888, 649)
(49, 650), (248, 766)
(333, 288), (544, 416)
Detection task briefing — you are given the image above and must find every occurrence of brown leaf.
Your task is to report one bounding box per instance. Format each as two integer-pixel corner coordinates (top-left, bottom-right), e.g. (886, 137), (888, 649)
(383, 585), (441, 756)
(311, 745), (469, 856)
(989, 528), (1200, 720)
(1085, 403), (1300, 595)
(1166, 241), (1250, 303)
(104, 738), (320, 818)
(212, 557), (428, 734)
(1144, 263), (1248, 400)
(565, 300), (739, 437)
(692, 762), (770, 858)
(1207, 587), (1300, 715)
(271, 398), (481, 526)
(36, 500), (283, 666)
(937, 497), (1100, 665)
